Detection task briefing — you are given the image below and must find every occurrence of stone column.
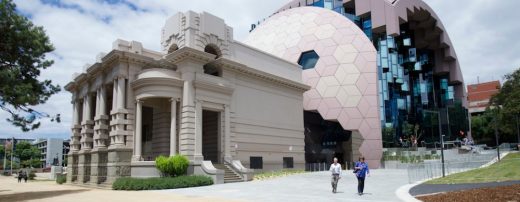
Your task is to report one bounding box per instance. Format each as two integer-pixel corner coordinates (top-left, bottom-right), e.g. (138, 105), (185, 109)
(71, 100), (82, 151)
(132, 99), (143, 161)
(224, 104), (232, 162)
(92, 85), (109, 185)
(179, 72), (197, 161)
(194, 99), (203, 162)
(68, 99), (82, 183)
(112, 80), (117, 114)
(117, 77), (125, 110)
(107, 76), (132, 183)
(170, 98), (178, 156)
(81, 94), (94, 150)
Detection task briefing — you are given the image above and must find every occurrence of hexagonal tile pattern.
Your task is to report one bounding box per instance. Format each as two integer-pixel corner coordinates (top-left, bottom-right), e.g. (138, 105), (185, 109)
(245, 7), (380, 165)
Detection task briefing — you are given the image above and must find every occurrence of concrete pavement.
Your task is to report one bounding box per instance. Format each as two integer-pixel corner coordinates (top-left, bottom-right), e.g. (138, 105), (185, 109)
(158, 169), (410, 202)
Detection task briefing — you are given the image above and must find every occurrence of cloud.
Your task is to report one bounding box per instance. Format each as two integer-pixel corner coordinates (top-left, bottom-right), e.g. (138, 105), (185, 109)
(423, 0), (520, 85)
(1, 0), (288, 139)
(3, 0), (517, 139)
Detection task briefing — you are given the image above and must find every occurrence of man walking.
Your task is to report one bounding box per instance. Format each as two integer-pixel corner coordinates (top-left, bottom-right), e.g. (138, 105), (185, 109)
(329, 157), (342, 193)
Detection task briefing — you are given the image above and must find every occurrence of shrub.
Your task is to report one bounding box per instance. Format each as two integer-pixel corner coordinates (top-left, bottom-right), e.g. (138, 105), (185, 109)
(155, 154), (189, 177)
(112, 175), (213, 190)
(171, 155), (189, 176)
(56, 174), (66, 184)
(28, 170), (36, 180)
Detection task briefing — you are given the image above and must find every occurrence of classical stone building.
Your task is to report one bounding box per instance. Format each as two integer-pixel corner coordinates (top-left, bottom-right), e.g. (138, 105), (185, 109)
(65, 11), (309, 185)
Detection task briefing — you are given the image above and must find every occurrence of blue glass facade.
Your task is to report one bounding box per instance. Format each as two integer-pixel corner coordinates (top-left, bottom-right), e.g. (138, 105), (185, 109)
(307, 1), (468, 146)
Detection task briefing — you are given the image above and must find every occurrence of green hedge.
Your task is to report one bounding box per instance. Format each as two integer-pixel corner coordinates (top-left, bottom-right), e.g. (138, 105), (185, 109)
(155, 154), (189, 177)
(56, 174), (66, 184)
(112, 175), (213, 190)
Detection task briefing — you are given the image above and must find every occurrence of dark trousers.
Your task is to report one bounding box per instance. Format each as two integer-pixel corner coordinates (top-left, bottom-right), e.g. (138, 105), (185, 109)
(357, 177), (365, 193)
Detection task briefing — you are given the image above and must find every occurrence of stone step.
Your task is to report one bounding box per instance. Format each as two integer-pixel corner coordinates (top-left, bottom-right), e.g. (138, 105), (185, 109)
(214, 164), (243, 183)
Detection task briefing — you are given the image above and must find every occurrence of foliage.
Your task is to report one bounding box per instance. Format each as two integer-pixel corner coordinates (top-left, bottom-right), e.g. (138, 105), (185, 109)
(426, 153), (520, 184)
(471, 67), (520, 145)
(171, 154), (189, 176)
(471, 111), (495, 145)
(112, 175), (213, 190)
(28, 170), (35, 180)
(254, 169), (306, 181)
(0, 0), (61, 131)
(402, 121), (415, 137)
(155, 154), (189, 177)
(56, 174), (66, 184)
(491, 67), (520, 115)
(382, 126), (395, 147)
(13, 141), (41, 168)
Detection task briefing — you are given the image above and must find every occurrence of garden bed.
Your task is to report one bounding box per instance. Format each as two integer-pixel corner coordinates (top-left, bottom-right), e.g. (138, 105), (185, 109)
(112, 175), (213, 190)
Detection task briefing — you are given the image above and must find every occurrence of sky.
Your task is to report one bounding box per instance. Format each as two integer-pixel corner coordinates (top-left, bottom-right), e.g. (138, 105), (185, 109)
(1, 0), (519, 140)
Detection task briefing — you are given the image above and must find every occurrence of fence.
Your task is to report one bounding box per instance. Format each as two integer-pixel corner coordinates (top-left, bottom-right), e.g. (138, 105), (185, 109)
(406, 151), (511, 183)
(305, 162), (330, 172)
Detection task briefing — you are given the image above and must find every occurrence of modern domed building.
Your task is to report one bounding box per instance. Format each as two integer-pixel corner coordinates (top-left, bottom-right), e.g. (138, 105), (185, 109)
(64, 0), (469, 186)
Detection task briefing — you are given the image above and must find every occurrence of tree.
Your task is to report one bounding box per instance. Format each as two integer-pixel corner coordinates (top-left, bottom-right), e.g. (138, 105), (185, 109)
(13, 141), (41, 168)
(489, 67), (520, 143)
(0, 0), (61, 132)
(471, 112), (494, 145)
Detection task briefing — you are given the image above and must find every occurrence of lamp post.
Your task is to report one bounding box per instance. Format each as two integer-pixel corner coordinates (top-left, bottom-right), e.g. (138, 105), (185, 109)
(516, 114), (520, 150)
(424, 109), (445, 177)
(494, 116), (500, 161)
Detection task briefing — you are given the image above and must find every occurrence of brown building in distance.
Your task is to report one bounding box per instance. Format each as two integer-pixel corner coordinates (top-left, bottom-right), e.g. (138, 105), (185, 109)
(467, 81), (501, 114)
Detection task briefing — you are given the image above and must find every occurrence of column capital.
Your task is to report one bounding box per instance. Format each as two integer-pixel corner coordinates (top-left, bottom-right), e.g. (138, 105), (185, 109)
(224, 104), (230, 109)
(195, 99), (204, 104)
(136, 99), (144, 104)
(170, 98), (180, 102)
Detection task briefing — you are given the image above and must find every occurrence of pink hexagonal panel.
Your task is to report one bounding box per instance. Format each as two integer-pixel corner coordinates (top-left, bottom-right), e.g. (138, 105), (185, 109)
(245, 7), (381, 167)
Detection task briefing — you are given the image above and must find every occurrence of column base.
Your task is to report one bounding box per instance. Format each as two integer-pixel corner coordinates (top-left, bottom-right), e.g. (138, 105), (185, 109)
(106, 147), (132, 184)
(132, 155), (142, 162)
(193, 154), (204, 163)
(77, 151), (92, 184)
(66, 152), (78, 183)
(90, 149), (108, 185)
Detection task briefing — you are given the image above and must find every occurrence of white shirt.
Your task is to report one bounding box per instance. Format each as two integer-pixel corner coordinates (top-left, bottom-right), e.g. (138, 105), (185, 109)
(329, 163), (342, 175)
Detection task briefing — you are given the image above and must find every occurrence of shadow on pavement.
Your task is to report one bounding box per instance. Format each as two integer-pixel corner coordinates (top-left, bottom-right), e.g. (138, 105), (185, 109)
(0, 189), (89, 202)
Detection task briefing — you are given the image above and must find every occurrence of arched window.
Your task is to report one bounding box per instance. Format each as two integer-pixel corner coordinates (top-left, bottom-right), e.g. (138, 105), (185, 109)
(204, 44), (221, 59)
(298, 50), (320, 70)
(203, 44), (222, 76)
(168, 44), (178, 54)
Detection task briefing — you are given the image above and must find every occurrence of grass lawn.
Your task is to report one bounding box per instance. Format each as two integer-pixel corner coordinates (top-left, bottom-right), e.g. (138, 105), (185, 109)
(426, 152), (520, 184)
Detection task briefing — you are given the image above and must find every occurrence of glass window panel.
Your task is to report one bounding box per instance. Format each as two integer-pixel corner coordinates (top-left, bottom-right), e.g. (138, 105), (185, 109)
(403, 38), (411, 46)
(298, 50), (320, 70)
(324, 0), (333, 9)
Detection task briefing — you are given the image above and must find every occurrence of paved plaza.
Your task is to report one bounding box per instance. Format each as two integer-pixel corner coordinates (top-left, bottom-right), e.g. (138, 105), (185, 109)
(158, 169), (410, 202)
(0, 169), (410, 202)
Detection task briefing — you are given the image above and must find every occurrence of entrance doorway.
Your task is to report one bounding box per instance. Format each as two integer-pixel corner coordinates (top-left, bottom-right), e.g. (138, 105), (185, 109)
(304, 111), (351, 168)
(202, 110), (220, 164)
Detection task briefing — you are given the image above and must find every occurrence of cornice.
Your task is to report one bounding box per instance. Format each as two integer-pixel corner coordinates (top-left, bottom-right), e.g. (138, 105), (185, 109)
(210, 58), (310, 92)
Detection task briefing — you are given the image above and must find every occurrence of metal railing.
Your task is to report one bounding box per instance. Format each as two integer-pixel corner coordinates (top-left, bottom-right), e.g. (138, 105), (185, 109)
(406, 152), (510, 183)
(305, 162), (330, 172)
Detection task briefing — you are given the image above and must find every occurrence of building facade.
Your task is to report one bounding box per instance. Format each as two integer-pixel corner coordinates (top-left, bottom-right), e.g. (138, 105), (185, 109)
(467, 81), (500, 114)
(246, 0), (469, 168)
(32, 138), (68, 168)
(65, 11), (309, 185)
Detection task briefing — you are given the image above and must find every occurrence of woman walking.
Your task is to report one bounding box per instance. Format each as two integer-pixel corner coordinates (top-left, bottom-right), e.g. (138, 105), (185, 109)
(354, 156), (369, 195)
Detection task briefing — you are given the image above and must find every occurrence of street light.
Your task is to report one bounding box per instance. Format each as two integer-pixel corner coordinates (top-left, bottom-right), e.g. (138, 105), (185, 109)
(424, 109), (445, 178)
(494, 116), (501, 161)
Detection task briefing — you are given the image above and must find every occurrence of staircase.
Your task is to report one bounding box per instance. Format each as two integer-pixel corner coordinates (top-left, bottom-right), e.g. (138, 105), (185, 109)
(213, 164), (243, 183)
